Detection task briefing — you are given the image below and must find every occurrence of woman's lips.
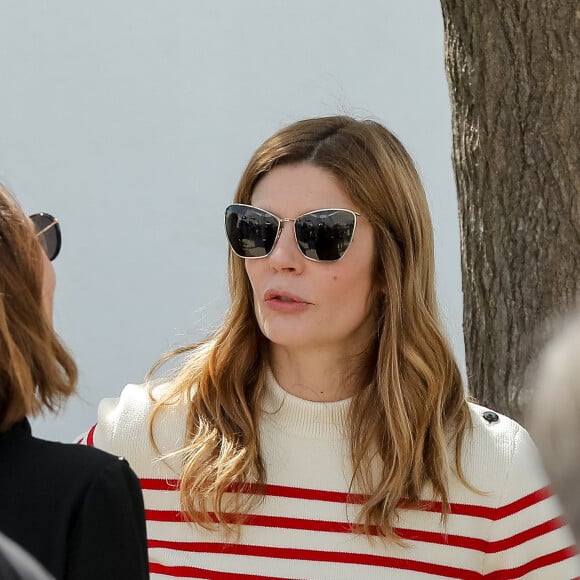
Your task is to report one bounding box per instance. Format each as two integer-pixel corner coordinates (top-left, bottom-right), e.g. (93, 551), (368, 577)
(263, 289), (310, 313)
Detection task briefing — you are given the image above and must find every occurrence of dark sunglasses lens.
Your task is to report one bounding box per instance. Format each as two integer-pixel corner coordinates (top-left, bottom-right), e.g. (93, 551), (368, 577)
(225, 205), (279, 258)
(30, 213), (61, 261)
(295, 210), (356, 261)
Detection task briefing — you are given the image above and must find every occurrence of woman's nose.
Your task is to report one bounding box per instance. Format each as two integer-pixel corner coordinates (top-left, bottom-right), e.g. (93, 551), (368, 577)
(268, 221), (303, 272)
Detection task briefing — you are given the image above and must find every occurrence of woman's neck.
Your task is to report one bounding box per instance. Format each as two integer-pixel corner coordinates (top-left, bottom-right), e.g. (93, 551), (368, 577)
(269, 344), (362, 402)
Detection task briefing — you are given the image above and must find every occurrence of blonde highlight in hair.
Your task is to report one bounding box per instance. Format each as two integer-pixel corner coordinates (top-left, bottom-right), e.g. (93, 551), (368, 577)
(149, 116), (472, 539)
(0, 184), (77, 431)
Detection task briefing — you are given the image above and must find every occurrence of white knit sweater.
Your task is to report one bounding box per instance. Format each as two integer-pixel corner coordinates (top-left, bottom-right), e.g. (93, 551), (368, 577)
(81, 375), (580, 579)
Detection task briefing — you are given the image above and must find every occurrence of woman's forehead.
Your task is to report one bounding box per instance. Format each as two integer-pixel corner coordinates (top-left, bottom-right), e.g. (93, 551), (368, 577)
(250, 164), (356, 216)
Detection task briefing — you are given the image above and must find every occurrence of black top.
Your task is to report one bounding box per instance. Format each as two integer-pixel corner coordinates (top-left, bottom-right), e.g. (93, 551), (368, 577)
(0, 419), (149, 580)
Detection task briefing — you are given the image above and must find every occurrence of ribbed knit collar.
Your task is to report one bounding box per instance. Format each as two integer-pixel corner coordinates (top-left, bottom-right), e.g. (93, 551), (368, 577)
(261, 369), (351, 440)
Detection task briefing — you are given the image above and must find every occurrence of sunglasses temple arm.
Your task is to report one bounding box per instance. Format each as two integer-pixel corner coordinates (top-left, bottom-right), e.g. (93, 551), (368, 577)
(36, 219), (59, 237)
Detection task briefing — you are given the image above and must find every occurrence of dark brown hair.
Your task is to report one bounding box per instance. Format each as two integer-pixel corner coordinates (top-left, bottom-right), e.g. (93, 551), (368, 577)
(0, 184), (77, 430)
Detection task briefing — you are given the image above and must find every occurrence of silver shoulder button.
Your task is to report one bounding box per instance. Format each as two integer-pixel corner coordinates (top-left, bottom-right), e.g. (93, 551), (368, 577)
(482, 410), (500, 424)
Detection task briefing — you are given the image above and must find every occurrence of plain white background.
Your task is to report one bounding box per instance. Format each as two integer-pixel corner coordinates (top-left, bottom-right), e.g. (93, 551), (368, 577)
(0, 1), (465, 442)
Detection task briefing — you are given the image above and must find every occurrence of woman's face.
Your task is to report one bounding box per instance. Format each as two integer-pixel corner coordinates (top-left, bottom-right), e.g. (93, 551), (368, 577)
(245, 163), (376, 355)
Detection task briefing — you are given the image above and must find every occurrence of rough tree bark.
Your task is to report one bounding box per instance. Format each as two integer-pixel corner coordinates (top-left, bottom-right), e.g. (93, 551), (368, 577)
(440, 1), (580, 422)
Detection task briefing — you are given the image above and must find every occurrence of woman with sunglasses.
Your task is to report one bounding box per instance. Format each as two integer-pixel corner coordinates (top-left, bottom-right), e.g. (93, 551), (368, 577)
(82, 116), (579, 578)
(0, 185), (149, 579)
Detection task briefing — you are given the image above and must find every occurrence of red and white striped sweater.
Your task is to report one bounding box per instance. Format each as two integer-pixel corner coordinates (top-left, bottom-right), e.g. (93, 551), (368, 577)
(80, 376), (580, 579)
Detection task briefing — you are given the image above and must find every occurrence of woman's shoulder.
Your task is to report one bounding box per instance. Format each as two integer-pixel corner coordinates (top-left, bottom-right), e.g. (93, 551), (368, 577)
(83, 381), (188, 477)
(466, 401), (522, 446)
(460, 401), (549, 497)
(38, 435), (132, 470)
(95, 382), (159, 427)
(3, 432), (140, 525)
(460, 407), (579, 575)
(98, 380), (165, 413)
(13, 424), (133, 484)
(47, 444), (140, 497)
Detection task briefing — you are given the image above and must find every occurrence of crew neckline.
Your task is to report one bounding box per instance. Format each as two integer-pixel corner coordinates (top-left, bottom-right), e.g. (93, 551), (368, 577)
(260, 370), (352, 440)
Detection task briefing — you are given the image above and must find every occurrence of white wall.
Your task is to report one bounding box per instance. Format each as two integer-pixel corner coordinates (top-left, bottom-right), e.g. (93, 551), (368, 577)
(0, 1), (464, 442)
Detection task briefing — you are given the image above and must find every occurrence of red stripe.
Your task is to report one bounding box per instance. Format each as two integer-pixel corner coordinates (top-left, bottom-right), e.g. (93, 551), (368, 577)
(149, 563), (289, 579)
(484, 546), (578, 579)
(141, 479), (553, 521)
(141, 478), (180, 491)
(485, 517), (566, 553)
(86, 424), (97, 447)
(147, 542), (483, 579)
(148, 547), (580, 580)
(430, 487), (552, 521)
(145, 511), (566, 554)
(229, 482), (368, 504)
(146, 510), (187, 522)
(491, 487), (552, 520)
(140, 479), (365, 502)
(397, 516), (566, 553)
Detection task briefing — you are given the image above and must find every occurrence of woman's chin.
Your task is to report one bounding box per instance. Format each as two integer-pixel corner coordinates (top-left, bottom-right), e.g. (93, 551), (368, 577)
(261, 327), (318, 350)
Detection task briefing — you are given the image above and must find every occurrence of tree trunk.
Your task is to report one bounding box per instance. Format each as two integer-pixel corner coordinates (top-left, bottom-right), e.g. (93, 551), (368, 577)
(441, 0), (580, 423)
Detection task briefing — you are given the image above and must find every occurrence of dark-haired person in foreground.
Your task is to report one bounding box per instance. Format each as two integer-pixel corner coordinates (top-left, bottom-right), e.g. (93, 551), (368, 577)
(0, 184), (149, 580)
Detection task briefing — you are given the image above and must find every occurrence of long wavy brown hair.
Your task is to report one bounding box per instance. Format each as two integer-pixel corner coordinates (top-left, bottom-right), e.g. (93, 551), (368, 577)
(0, 184), (77, 431)
(150, 116), (473, 539)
